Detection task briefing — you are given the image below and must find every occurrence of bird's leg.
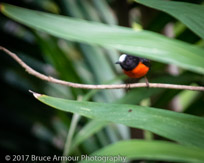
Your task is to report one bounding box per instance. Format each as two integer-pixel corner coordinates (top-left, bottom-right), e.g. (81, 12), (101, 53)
(125, 78), (133, 92)
(126, 83), (131, 92)
(144, 76), (150, 88)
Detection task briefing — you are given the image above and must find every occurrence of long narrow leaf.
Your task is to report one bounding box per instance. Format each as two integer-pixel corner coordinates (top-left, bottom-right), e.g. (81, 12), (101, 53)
(1, 4), (204, 74)
(135, 0), (204, 40)
(31, 92), (204, 149)
(80, 140), (204, 163)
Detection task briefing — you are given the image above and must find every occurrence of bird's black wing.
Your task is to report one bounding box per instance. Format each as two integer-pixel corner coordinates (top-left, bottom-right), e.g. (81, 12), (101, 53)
(140, 58), (151, 68)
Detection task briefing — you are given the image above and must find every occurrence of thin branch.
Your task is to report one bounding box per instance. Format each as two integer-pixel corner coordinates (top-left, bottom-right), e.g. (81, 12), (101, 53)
(1, 46), (204, 91)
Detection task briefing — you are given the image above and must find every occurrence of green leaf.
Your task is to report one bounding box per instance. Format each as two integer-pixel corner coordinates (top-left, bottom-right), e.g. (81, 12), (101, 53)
(71, 120), (108, 151)
(92, 0), (117, 25)
(31, 93), (204, 149)
(54, 0), (123, 102)
(1, 4), (204, 74)
(80, 140), (204, 163)
(135, 0), (204, 40)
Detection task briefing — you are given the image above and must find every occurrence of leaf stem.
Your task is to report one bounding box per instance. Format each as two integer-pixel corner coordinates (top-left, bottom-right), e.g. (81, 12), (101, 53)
(62, 114), (81, 158)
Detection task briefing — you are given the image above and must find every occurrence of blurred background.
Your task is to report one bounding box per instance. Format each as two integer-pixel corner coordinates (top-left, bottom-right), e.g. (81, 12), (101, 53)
(0, 0), (204, 161)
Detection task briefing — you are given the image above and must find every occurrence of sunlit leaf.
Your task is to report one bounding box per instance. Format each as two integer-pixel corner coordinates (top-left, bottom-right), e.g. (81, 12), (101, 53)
(32, 93), (204, 149)
(1, 4), (204, 74)
(80, 140), (204, 163)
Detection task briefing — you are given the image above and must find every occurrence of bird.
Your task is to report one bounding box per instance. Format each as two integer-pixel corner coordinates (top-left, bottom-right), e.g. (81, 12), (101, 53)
(115, 54), (150, 87)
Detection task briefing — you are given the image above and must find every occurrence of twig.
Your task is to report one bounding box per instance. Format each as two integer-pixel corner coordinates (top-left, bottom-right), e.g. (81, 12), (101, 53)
(1, 46), (204, 91)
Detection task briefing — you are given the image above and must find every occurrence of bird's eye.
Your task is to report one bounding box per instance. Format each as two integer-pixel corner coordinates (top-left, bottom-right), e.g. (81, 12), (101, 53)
(126, 60), (132, 65)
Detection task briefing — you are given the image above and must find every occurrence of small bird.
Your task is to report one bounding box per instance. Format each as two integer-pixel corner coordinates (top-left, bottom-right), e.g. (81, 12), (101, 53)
(116, 54), (150, 87)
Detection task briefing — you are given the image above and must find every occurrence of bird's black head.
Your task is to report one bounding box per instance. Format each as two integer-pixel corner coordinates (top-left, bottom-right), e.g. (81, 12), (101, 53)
(116, 54), (139, 71)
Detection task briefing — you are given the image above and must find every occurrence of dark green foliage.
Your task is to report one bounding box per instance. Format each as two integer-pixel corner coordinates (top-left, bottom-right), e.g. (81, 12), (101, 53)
(0, 0), (204, 162)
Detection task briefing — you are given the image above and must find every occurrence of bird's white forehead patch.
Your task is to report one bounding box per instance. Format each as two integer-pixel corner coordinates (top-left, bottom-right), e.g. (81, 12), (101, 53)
(119, 54), (127, 62)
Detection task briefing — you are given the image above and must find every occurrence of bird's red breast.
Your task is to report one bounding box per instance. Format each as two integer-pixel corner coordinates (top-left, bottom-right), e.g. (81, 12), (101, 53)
(123, 62), (149, 78)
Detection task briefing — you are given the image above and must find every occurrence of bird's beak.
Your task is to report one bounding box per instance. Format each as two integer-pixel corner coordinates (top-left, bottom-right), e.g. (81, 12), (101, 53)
(115, 61), (120, 64)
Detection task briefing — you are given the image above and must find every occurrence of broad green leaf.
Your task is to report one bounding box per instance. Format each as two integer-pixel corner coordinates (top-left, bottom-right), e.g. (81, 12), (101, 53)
(80, 140), (204, 163)
(1, 4), (204, 74)
(32, 93), (204, 149)
(135, 0), (204, 40)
